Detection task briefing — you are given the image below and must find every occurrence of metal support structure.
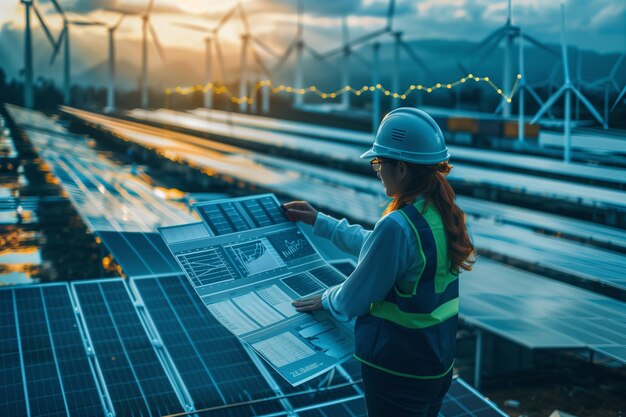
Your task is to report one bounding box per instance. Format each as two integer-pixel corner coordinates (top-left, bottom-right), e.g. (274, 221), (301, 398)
(474, 329), (483, 390)
(294, 40), (304, 107)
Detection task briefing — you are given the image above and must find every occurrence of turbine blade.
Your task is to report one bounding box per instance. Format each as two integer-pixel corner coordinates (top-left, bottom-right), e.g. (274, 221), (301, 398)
(611, 84), (626, 111)
(32, 5), (57, 48)
(609, 53), (625, 78)
(149, 23), (166, 61)
(386, 0), (396, 30)
(69, 21), (103, 26)
(50, 26), (67, 65)
(238, 2), (250, 34)
(304, 44), (332, 66)
(213, 5), (238, 32)
(49, 0), (65, 16)
(214, 35), (227, 81)
(251, 36), (279, 59)
(250, 46), (269, 75)
(474, 26), (506, 52)
(271, 40), (296, 72)
(112, 15), (126, 31)
(475, 31), (506, 66)
(456, 60), (470, 75)
(347, 28), (387, 49)
(521, 34), (559, 56)
(399, 40), (433, 78)
(171, 22), (211, 33)
(531, 85), (566, 123)
(351, 50), (370, 67)
(571, 87), (606, 127)
(102, 7), (141, 15)
(146, 0), (155, 14)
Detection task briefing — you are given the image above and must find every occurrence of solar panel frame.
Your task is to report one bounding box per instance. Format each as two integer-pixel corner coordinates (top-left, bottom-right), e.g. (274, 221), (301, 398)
(71, 279), (189, 417)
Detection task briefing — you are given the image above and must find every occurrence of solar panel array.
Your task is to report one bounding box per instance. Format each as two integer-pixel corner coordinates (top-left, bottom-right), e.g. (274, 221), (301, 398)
(1, 276), (508, 417)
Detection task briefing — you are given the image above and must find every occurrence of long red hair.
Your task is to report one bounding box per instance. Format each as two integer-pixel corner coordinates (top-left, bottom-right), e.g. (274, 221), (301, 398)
(383, 160), (475, 273)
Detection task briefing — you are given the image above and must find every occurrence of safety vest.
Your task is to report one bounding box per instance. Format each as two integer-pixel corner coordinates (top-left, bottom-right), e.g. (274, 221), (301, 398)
(354, 201), (459, 379)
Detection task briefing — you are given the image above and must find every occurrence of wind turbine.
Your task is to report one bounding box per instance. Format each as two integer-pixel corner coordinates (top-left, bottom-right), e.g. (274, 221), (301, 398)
(613, 83), (626, 111)
(272, 1), (335, 109)
(585, 53), (625, 127)
(20, 0), (56, 109)
(320, 0), (396, 110)
(139, 0), (165, 109)
(106, 1), (165, 109)
(390, 31), (432, 109)
(104, 16), (126, 112)
(49, 1), (104, 105)
(469, 0), (558, 117)
(173, 4), (241, 110)
(531, 3), (606, 164)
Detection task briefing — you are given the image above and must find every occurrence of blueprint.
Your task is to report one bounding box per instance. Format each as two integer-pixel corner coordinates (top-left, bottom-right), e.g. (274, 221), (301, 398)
(158, 194), (353, 386)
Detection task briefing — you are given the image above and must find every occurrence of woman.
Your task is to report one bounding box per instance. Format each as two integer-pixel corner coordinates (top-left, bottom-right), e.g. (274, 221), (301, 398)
(283, 108), (475, 417)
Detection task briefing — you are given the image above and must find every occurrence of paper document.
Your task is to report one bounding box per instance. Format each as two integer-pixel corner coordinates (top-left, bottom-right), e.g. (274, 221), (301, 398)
(159, 193), (352, 386)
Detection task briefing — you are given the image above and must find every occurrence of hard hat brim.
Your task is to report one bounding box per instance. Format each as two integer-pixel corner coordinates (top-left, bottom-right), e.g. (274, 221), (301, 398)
(360, 148), (377, 159)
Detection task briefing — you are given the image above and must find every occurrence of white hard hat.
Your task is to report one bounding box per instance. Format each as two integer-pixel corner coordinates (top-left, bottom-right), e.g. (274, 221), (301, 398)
(361, 107), (450, 164)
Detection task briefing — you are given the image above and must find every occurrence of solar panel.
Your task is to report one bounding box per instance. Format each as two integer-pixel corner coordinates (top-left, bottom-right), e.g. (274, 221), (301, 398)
(462, 259), (626, 362)
(72, 280), (186, 416)
(97, 231), (181, 278)
(130, 274), (282, 415)
(0, 284), (106, 417)
(440, 378), (508, 417)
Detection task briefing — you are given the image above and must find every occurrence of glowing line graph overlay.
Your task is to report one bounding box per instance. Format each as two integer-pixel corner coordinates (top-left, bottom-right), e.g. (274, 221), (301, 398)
(165, 73), (522, 106)
(176, 247), (237, 286)
(227, 239), (282, 276)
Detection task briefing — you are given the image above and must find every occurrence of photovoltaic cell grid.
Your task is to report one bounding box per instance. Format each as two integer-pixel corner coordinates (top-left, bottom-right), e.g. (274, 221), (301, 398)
(0, 277), (508, 417)
(462, 259), (626, 363)
(0, 284), (105, 417)
(72, 280), (185, 417)
(130, 274), (283, 416)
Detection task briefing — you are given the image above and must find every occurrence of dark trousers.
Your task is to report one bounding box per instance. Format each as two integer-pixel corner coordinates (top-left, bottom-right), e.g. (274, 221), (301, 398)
(361, 363), (453, 417)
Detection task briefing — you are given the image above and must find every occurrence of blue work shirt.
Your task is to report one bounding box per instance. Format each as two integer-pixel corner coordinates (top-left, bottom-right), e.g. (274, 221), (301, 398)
(314, 207), (424, 322)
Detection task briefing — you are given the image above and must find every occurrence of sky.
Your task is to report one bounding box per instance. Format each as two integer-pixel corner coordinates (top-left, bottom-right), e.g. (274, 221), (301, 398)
(0, 0), (624, 87)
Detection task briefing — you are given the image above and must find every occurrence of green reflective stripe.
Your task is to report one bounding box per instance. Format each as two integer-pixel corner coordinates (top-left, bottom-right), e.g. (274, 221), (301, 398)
(354, 355), (455, 380)
(394, 279), (415, 298)
(399, 209), (425, 295)
(416, 202), (457, 294)
(370, 298), (459, 329)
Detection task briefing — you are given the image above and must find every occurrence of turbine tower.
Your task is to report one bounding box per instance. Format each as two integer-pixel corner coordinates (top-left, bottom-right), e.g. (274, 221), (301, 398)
(50, 2), (117, 106)
(20, 0), (55, 109)
(140, 0), (165, 109)
(469, 0), (557, 117)
(104, 16), (126, 112)
(531, 3), (606, 164)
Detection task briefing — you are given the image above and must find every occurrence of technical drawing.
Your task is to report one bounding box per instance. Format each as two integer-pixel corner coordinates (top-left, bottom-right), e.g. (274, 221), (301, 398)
(177, 247), (237, 285)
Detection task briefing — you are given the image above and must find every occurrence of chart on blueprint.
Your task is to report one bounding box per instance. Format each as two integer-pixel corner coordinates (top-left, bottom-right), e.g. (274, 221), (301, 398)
(158, 193), (353, 386)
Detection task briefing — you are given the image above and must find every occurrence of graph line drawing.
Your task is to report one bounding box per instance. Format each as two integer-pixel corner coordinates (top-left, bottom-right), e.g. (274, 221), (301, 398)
(228, 240), (281, 276)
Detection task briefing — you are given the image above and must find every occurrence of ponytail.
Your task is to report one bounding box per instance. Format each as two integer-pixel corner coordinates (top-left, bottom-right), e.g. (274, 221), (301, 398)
(383, 161), (475, 273)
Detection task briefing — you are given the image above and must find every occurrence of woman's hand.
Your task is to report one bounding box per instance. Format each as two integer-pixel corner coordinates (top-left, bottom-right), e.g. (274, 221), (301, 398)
(282, 201), (319, 225)
(292, 294), (323, 312)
